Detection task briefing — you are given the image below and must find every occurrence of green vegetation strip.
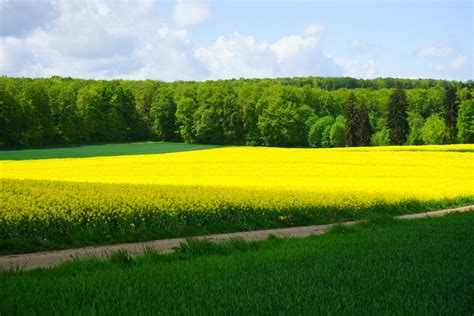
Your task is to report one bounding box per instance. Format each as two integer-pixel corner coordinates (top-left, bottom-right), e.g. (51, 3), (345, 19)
(2, 77), (473, 149)
(1, 212), (473, 314)
(1, 205), (470, 271)
(0, 142), (220, 160)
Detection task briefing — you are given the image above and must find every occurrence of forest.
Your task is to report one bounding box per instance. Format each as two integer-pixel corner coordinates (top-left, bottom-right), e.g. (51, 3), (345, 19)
(0, 76), (472, 148)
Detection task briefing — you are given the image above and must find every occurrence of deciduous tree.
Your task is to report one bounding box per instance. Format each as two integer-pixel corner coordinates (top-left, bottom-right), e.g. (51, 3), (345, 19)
(345, 92), (357, 147)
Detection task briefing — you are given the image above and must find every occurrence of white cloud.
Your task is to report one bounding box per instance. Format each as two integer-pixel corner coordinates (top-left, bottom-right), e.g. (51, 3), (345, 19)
(418, 47), (455, 58)
(417, 45), (470, 78)
(173, 0), (212, 28)
(0, 37), (35, 74)
(332, 57), (377, 79)
(0, 0), (207, 80)
(430, 55), (469, 72)
(195, 26), (342, 80)
(0, 1), (348, 80)
(195, 33), (276, 79)
(271, 27), (323, 64)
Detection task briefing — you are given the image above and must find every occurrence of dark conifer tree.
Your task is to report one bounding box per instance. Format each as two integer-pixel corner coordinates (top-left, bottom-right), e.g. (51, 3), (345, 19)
(388, 81), (409, 145)
(356, 105), (372, 146)
(345, 92), (357, 147)
(444, 84), (458, 143)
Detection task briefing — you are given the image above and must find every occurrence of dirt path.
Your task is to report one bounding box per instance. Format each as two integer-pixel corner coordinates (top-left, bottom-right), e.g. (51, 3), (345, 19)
(1, 205), (472, 271)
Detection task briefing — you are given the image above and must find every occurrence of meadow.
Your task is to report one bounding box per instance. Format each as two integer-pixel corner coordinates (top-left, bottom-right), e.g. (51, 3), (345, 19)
(0, 141), (220, 160)
(1, 143), (473, 254)
(1, 213), (473, 314)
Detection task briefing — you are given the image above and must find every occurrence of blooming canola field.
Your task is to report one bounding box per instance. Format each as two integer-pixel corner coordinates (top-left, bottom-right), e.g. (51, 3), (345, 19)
(2, 144), (474, 200)
(1, 144), (473, 253)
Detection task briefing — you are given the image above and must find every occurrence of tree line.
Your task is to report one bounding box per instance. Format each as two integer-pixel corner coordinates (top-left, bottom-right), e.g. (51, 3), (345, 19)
(0, 76), (472, 148)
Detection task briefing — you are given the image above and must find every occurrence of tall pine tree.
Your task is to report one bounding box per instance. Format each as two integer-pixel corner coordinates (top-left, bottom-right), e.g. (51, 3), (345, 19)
(388, 82), (409, 145)
(345, 92), (357, 147)
(444, 84), (458, 143)
(356, 104), (372, 146)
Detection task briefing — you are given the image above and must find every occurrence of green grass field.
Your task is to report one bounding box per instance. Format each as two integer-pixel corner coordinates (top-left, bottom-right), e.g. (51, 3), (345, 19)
(0, 141), (220, 160)
(1, 213), (473, 314)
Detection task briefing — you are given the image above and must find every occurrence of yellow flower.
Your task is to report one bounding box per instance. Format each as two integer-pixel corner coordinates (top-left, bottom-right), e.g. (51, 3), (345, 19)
(1, 144), (473, 229)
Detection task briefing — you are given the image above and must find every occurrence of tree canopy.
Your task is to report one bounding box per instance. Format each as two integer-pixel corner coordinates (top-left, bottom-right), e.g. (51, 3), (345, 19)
(0, 76), (471, 148)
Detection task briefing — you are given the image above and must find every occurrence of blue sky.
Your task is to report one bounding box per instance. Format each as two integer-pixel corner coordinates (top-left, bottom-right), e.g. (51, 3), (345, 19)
(0, 0), (472, 81)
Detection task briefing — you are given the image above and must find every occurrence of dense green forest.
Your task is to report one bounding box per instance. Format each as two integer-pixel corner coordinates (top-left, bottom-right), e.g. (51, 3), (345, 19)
(0, 76), (472, 148)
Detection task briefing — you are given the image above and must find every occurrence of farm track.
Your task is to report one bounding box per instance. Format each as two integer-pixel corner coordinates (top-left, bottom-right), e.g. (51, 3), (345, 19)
(1, 205), (473, 271)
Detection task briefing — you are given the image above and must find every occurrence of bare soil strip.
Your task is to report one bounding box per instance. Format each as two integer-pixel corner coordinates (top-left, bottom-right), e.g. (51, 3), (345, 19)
(1, 205), (472, 271)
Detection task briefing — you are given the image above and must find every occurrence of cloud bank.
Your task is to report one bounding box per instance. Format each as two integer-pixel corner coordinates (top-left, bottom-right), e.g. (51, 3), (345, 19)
(0, 0), (469, 81)
(0, 0), (351, 80)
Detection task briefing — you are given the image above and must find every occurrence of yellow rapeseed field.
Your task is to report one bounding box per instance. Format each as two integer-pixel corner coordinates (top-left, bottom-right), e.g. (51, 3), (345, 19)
(1, 144), (473, 201)
(1, 144), (473, 252)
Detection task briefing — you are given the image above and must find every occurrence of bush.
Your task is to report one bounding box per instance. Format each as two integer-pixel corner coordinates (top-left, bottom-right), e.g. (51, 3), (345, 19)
(457, 100), (474, 144)
(407, 112), (424, 145)
(421, 114), (446, 145)
(330, 116), (346, 147)
(308, 116), (335, 148)
(371, 128), (390, 146)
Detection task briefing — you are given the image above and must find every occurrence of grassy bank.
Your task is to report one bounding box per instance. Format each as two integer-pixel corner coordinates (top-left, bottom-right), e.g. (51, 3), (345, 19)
(1, 212), (473, 314)
(0, 141), (220, 160)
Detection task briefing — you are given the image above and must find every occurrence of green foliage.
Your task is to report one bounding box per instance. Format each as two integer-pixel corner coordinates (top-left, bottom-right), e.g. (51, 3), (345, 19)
(258, 88), (315, 147)
(217, 86), (244, 144)
(176, 97), (198, 143)
(356, 105), (372, 146)
(0, 76), (467, 149)
(421, 114), (446, 145)
(388, 82), (409, 145)
(344, 93), (372, 147)
(150, 88), (178, 141)
(127, 80), (159, 139)
(371, 128), (390, 146)
(407, 112), (425, 145)
(52, 86), (79, 143)
(76, 84), (105, 141)
(103, 81), (140, 141)
(239, 86), (262, 145)
(193, 84), (244, 145)
(329, 115), (346, 147)
(457, 100), (474, 143)
(0, 82), (23, 146)
(22, 81), (54, 145)
(345, 92), (358, 147)
(444, 84), (458, 143)
(74, 81), (141, 143)
(308, 116), (335, 148)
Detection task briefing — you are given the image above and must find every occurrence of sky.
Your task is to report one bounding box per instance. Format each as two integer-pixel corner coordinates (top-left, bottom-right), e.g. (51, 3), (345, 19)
(0, 0), (472, 81)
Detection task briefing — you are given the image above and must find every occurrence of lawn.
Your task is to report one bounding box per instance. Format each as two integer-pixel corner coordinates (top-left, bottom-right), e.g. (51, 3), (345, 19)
(1, 213), (473, 314)
(0, 141), (220, 160)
